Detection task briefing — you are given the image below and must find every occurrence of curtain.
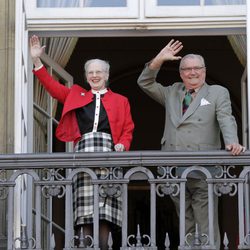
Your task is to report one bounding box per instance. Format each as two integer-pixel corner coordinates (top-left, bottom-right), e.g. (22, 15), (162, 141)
(228, 35), (246, 66)
(84, 0), (127, 7)
(41, 37), (78, 67)
(37, 0), (79, 7)
(84, 0), (94, 6)
(37, 0), (128, 8)
(205, 0), (245, 4)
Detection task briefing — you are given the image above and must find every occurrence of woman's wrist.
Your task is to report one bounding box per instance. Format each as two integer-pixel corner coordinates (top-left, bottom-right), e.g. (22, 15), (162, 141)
(32, 57), (43, 68)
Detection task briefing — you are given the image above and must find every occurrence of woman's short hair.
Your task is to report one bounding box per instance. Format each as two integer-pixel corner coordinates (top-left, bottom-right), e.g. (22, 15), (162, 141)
(84, 59), (110, 74)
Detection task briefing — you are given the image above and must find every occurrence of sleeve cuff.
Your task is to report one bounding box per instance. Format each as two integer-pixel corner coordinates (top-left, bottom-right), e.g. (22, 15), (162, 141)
(34, 64), (44, 71)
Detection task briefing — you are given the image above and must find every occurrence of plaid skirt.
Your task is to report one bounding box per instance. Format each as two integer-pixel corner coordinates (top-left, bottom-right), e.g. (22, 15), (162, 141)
(73, 132), (122, 227)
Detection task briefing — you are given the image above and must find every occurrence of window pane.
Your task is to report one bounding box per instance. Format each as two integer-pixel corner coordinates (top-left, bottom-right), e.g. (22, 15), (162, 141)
(37, 0), (128, 8)
(205, 0), (246, 5)
(84, 0), (127, 7)
(37, 0), (80, 7)
(157, 0), (200, 6)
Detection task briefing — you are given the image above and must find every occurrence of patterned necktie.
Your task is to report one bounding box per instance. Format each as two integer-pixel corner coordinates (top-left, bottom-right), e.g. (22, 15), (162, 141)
(182, 89), (195, 114)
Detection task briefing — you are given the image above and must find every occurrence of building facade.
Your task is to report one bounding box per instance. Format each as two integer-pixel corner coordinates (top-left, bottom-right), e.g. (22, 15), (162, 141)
(0, 0), (248, 249)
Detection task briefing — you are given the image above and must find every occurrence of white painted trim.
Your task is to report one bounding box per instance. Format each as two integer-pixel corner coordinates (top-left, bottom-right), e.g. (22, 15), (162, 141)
(14, 3), (30, 248)
(14, 0), (22, 154)
(26, 19), (246, 34)
(15, 0), (28, 154)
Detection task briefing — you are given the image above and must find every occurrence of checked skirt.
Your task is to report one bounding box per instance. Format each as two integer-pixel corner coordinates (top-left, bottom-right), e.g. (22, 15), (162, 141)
(73, 132), (122, 227)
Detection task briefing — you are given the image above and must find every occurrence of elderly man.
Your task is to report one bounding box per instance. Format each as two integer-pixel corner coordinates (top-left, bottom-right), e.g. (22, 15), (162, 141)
(137, 39), (244, 249)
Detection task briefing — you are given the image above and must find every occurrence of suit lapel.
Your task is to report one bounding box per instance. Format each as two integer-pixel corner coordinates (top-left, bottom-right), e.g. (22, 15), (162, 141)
(180, 83), (209, 123)
(178, 87), (185, 119)
(169, 86), (185, 128)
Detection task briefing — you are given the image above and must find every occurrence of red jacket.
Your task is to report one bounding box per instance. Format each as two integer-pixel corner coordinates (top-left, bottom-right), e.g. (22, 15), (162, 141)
(33, 66), (134, 150)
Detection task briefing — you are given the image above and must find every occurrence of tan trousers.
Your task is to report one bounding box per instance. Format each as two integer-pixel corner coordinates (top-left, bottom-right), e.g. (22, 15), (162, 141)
(171, 178), (220, 250)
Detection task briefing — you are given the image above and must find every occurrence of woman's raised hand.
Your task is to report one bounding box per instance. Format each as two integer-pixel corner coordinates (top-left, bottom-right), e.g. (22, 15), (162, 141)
(30, 35), (45, 67)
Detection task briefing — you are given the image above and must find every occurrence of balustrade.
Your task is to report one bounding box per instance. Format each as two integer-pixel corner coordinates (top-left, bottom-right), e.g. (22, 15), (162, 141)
(0, 151), (249, 249)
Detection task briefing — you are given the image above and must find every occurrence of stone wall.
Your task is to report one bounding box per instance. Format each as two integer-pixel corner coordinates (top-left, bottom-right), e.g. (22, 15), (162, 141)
(0, 0), (15, 248)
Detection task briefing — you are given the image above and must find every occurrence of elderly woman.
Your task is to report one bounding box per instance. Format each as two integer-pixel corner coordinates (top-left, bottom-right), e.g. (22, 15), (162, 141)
(30, 35), (134, 249)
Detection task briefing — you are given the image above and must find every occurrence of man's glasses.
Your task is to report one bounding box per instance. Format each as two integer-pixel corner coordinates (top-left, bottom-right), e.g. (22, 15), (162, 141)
(180, 66), (205, 73)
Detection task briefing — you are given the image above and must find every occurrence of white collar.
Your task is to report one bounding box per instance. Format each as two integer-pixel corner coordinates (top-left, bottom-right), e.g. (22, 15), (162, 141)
(91, 88), (108, 95)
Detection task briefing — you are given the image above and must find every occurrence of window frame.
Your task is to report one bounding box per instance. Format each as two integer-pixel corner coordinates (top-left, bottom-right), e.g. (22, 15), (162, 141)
(26, 0), (139, 19)
(145, 0), (246, 18)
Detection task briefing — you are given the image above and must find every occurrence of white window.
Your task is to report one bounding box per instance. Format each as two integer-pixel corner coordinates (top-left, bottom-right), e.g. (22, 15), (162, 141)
(145, 0), (246, 17)
(26, 0), (138, 19)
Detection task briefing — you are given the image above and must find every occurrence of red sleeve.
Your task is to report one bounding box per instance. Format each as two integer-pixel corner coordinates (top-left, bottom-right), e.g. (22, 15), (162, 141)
(33, 66), (70, 104)
(118, 98), (134, 151)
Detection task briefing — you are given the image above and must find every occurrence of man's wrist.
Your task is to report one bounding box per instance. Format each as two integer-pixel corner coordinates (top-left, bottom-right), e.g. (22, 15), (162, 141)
(149, 57), (164, 70)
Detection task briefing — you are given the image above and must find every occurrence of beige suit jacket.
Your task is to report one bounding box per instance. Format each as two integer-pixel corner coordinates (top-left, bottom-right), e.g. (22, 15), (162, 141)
(138, 65), (239, 177)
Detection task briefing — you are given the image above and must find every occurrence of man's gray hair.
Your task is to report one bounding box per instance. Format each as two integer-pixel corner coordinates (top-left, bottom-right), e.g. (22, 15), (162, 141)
(179, 54), (205, 71)
(84, 59), (110, 74)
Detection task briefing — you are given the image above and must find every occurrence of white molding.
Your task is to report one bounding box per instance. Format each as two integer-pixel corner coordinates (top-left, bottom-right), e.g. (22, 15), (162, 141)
(14, 0), (23, 154)
(29, 29), (246, 39)
(26, 18), (246, 34)
(15, 0), (28, 154)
